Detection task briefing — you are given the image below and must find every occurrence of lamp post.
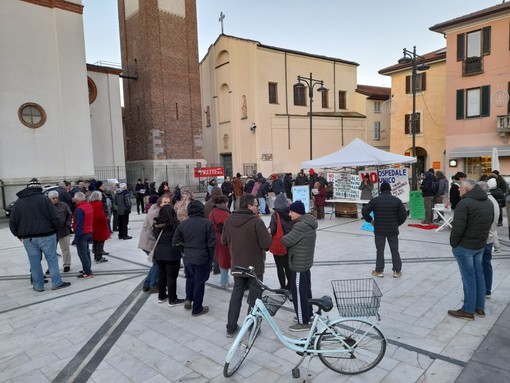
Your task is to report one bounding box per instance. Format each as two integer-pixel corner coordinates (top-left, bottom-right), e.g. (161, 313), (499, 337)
(294, 73), (327, 160)
(398, 46), (429, 191)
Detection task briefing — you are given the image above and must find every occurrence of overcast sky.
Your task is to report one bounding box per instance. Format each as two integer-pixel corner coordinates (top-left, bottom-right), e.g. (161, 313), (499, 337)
(82, 0), (499, 87)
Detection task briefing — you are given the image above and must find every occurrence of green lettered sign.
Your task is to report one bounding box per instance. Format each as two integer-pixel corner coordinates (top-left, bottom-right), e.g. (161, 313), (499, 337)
(409, 191), (425, 220)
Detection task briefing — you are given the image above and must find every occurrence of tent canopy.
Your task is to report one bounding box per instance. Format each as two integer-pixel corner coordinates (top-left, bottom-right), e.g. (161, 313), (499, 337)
(301, 138), (417, 169)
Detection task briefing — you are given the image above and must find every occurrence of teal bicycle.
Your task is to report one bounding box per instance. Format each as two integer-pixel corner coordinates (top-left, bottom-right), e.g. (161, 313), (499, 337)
(224, 266), (386, 379)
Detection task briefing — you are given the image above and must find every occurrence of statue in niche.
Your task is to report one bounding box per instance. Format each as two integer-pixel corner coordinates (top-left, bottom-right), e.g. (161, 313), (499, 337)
(223, 134), (229, 150)
(204, 106), (211, 127)
(241, 95), (247, 120)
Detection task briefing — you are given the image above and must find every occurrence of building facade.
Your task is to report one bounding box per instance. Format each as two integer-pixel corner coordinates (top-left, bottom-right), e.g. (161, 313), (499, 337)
(379, 49), (447, 179)
(200, 34), (375, 177)
(430, 2), (510, 178)
(354, 85), (391, 150)
(0, 0), (125, 212)
(118, 0), (204, 185)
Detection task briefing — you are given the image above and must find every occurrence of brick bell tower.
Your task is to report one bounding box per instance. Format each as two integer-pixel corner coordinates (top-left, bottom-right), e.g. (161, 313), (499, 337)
(118, 0), (203, 183)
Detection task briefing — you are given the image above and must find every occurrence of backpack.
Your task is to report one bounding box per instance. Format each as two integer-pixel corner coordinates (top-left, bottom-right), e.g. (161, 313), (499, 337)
(251, 182), (261, 196)
(269, 213), (286, 256)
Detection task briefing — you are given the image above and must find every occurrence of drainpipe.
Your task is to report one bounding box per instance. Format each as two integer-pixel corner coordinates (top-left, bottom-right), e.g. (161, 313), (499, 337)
(0, 179), (5, 212)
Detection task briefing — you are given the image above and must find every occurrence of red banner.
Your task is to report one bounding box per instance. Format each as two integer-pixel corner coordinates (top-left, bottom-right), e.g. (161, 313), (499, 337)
(194, 166), (224, 178)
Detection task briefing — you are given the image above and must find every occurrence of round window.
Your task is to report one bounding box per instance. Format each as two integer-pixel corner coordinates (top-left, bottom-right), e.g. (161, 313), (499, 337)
(18, 103), (46, 128)
(88, 76), (97, 104)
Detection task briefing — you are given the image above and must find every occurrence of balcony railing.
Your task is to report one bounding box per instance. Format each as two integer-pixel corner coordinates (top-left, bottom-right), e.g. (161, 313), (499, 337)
(463, 56), (483, 76)
(497, 115), (510, 133)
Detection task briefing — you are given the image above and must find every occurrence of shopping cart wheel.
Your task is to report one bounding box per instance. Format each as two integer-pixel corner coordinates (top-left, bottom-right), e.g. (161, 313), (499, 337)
(292, 367), (300, 378)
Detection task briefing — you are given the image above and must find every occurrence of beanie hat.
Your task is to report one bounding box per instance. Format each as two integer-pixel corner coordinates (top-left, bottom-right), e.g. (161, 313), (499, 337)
(487, 178), (497, 190)
(119, 182), (127, 190)
(27, 178), (42, 189)
(95, 181), (103, 189)
(380, 182), (392, 192)
(289, 200), (305, 215)
(493, 170), (500, 175)
(309, 169), (315, 175)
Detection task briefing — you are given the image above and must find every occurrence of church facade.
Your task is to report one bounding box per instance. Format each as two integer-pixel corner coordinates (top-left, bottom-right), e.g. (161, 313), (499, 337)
(0, 0), (125, 210)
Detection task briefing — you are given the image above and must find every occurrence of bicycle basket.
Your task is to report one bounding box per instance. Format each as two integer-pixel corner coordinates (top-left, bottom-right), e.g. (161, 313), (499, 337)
(331, 278), (382, 317)
(261, 291), (287, 316)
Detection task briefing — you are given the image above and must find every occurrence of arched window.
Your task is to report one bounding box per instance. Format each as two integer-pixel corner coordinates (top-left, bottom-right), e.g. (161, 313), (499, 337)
(218, 83), (231, 123)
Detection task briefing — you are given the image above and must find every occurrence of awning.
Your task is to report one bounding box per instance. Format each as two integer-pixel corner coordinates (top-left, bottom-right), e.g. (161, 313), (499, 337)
(449, 145), (510, 158)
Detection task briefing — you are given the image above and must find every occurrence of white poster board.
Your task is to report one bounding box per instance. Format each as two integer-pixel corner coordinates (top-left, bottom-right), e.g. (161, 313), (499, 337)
(377, 168), (410, 202)
(330, 167), (410, 203)
(292, 185), (310, 213)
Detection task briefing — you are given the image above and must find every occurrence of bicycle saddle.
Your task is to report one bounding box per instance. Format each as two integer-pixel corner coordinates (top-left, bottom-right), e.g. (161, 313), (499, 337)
(309, 296), (333, 312)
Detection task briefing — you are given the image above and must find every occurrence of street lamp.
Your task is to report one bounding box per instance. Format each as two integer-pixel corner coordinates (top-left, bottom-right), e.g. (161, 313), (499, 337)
(294, 73), (327, 160)
(398, 46), (429, 191)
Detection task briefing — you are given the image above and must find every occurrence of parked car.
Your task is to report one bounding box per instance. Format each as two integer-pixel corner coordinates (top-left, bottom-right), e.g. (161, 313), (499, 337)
(4, 185), (59, 218)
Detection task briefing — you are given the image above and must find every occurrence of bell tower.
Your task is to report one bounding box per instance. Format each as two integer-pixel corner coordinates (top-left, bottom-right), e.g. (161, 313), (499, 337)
(118, 0), (203, 180)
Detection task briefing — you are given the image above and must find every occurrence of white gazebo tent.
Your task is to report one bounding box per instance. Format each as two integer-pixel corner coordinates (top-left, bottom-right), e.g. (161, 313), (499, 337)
(301, 138), (416, 169)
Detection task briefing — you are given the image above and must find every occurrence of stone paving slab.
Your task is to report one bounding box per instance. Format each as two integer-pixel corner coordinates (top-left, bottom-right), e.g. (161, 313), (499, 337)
(1, 209), (509, 382)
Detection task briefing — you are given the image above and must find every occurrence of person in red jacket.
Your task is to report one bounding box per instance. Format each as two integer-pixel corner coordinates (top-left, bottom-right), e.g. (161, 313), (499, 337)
(89, 191), (110, 263)
(73, 192), (94, 278)
(312, 182), (327, 219)
(209, 195), (232, 287)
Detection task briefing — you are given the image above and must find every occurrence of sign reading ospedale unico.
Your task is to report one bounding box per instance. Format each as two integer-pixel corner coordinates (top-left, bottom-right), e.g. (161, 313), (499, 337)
(194, 166), (224, 178)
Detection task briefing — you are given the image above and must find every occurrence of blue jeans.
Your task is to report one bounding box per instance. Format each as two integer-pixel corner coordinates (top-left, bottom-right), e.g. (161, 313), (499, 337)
(143, 256), (158, 289)
(258, 197), (267, 215)
(220, 268), (230, 286)
(482, 243), (493, 296)
(23, 234), (63, 291)
(452, 245), (485, 313)
(76, 233), (92, 275)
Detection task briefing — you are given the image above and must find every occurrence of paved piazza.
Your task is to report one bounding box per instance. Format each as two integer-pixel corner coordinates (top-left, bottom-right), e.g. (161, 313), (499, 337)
(1, 208), (509, 382)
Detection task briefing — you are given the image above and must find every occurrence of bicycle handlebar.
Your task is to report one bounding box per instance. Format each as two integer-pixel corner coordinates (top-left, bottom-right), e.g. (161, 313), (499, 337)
(232, 266), (290, 297)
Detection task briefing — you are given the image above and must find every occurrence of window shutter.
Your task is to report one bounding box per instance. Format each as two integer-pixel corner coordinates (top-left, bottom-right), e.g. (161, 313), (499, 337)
(404, 114), (410, 134)
(456, 89), (465, 119)
(482, 26), (491, 56)
(405, 76), (410, 94)
(481, 85), (490, 117)
(457, 33), (465, 61)
(338, 91), (346, 109)
(421, 72), (427, 91)
(508, 82), (510, 114)
(416, 113), (421, 133)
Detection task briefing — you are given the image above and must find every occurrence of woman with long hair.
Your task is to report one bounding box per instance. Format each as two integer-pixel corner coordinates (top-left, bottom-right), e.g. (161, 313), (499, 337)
(153, 204), (184, 306)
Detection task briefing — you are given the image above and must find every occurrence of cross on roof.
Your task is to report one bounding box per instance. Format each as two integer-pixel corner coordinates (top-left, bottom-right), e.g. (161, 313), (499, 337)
(219, 11), (225, 34)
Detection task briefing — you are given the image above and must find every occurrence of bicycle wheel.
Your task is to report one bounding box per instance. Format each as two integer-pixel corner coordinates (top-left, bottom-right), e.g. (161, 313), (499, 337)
(316, 318), (386, 375)
(223, 317), (261, 377)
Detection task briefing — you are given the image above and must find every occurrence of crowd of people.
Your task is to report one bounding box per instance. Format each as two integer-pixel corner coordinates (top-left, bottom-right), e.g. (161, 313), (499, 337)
(9, 166), (508, 332)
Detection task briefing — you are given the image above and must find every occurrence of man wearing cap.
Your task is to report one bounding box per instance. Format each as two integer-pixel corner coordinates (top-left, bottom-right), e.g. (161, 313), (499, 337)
(115, 182), (132, 240)
(362, 182), (407, 278)
(9, 178), (71, 291)
(281, 200), (318, 332)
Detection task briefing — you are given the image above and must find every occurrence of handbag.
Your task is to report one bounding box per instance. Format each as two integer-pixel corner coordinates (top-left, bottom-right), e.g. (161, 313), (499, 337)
(212, 208), (224, 233)
(269, 213), (286, 256)
(147, 229), (163, 262)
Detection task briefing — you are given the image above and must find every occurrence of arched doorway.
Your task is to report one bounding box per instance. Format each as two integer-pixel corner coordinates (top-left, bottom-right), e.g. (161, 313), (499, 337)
(405, 147), (427, 178)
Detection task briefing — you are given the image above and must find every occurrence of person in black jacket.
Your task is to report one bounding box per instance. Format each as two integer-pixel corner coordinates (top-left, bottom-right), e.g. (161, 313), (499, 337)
(362, 182), (407, 278)
(449, 172), (466, 210)
(488, 177), (506, 226)
(420, 171), (437, 224)
(153, 204), (184, 306)
(172, 200), (216, 316)
(9, 178), (71, 292)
